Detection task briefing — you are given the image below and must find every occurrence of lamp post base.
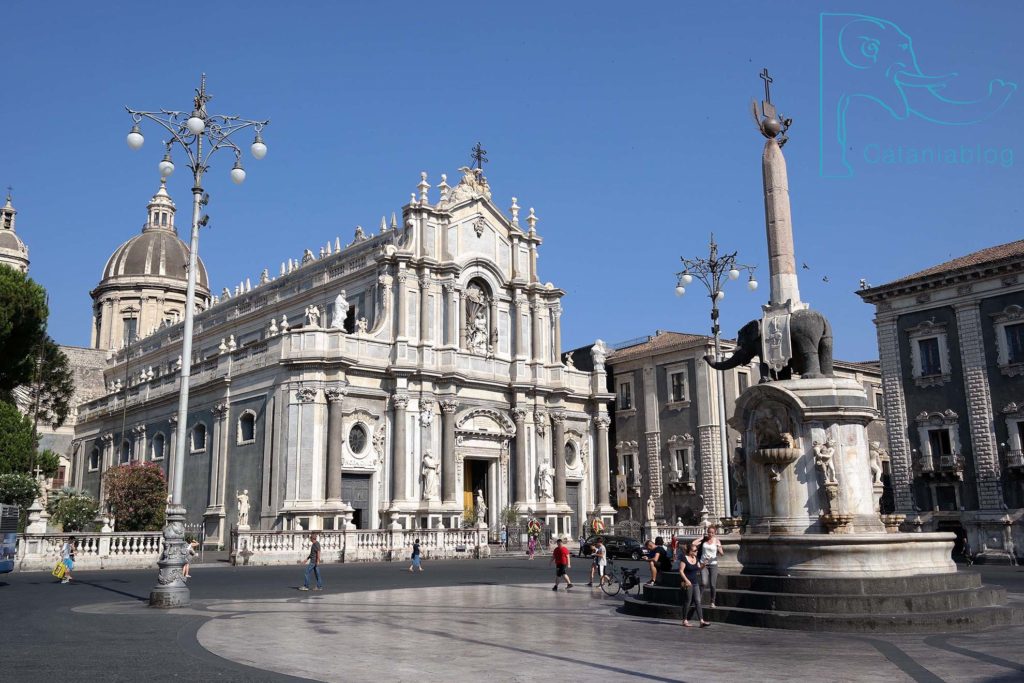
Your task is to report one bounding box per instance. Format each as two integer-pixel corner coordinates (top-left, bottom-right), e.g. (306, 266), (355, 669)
(149, 503), (191, 608)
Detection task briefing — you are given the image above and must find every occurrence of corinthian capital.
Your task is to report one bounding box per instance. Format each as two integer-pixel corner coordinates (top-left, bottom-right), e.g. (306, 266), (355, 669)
(391, 394), (409, 410)
(594, 416), (611, 430)
(325, 387), (348, 403)
(439, 400), (458, 414)
(511, 408), (528, 422)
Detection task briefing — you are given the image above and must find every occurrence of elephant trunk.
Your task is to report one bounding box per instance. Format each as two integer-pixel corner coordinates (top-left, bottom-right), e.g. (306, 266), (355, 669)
(704, 345), (755, 371)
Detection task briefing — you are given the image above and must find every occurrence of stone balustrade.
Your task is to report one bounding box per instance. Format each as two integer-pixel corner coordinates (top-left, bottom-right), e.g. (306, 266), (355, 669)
(232, 526), (488, 566)
(16, 531), (164, 571)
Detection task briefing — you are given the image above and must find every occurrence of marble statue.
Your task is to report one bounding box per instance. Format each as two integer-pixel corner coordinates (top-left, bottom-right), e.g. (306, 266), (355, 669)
(591, 339), (608, 372)
(646, 495), (656, 522)
(305, 304), (321, 328)
(269, 317), (278, 336)
(421, 452), (440, 501)
(356, 317), (368, 333)
(468, 310), (488, 354)
(236, 490), (250, 527)
(813, 437), (838, 485)
(331, 290), (349, 330)
(537, 462), (554, 500)
(280, 314), (289, 333)
(475, 489), (487, 521)
(564, 353), (576, 369)
(869, 441), (885, 485)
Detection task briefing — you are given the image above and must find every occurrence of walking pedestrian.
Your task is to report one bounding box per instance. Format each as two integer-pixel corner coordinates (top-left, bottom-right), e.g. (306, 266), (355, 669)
(527, 534), (537, 560)
(587, 537), (609, 587)
(298, 532), (322, 591)
(409, 538), (423, 572)
(59, 536), (76, 584)
(550, 538), (574, 591)
(680, 539), (709, 628)
(646, 537), (671, 586)
(699, 526), (725, 607)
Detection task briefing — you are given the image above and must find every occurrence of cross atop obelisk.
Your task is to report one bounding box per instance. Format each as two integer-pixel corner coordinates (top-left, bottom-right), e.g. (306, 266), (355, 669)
(753, 69), (802, 311)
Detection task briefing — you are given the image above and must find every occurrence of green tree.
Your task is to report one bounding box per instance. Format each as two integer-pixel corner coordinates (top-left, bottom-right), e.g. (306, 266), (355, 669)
(104, 462), (167, 531)
(0, 400), (41, 475)
(0, 472), (41, 531)
(0, 267), (48, 394)
(23, 337), (74, 429)
(47, 489), (99, 532)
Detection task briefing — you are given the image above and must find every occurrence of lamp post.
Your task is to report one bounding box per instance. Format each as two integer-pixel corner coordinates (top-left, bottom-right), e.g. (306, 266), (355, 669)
(126, 74), (269, 608)
(675, 234), (757, 520)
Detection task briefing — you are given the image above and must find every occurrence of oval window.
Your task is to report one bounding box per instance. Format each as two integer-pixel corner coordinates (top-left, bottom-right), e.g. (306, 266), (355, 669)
(348, 424), (368, 454)
(565, 441), (576, 467)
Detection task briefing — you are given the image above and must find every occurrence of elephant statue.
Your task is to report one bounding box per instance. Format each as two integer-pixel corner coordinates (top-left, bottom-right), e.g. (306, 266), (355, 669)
(820, 13), (1016, 177)
(705, 308), (833, 382)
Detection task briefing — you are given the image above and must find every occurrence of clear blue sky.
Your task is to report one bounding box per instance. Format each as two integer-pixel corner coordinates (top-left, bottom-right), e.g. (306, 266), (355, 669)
(3, 1), (1021, 361)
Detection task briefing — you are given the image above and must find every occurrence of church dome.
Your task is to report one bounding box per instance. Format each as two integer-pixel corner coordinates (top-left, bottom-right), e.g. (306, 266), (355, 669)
(0, 192), (29, 273)
(98, 180), (209, 290)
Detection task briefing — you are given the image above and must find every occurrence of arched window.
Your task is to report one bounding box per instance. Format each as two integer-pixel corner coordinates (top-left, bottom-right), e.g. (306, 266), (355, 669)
(89, 447), (101, 471)
(348, 424), (368, 455)
(237, 411), (256, 444)
(564, 441), (577, 467)
(119, 440), (132, 464)
(191, 423), (207, 453)
(152, 433), (166, 460)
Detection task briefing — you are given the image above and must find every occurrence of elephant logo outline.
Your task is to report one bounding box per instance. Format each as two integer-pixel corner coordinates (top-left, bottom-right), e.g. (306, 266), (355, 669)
(819, 12), (1016, 178)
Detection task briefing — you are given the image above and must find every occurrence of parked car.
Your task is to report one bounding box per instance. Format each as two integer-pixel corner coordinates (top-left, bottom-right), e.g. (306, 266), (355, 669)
(579, 534), (645, 560)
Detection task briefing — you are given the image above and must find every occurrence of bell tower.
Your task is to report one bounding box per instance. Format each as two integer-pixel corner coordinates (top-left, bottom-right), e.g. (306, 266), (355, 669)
(0, 189), (30, 274)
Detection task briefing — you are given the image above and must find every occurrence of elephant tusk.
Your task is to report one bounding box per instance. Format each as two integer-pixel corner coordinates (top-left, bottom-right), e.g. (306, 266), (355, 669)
(895, 70), (956, 88)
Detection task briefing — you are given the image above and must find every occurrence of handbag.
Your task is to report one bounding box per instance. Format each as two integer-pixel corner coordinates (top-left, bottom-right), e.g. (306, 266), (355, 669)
(51, 561), (67, 579)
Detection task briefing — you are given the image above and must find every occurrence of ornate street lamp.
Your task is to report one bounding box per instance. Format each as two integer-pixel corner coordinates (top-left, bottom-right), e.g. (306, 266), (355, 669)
(126, 74), (269, 608)
(675, 234), (757, 518)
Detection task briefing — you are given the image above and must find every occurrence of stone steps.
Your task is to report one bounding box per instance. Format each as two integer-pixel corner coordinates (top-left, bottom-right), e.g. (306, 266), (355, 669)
(621, 571), (1024, 633)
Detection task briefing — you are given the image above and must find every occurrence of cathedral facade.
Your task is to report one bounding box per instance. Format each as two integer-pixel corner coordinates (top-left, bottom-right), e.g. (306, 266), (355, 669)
(71, 167), (614, 546)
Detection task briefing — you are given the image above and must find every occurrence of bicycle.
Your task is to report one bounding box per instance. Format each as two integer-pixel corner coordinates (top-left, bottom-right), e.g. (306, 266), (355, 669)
(599, 562), (643, 597)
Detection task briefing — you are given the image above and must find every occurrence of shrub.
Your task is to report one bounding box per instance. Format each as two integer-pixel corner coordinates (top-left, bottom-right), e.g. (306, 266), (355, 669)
(48, 491), (100, 532)
(103, 462), (168, 531)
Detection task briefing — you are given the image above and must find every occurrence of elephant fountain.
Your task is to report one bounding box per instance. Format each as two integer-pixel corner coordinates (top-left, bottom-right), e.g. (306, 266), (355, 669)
(704, 308), (833, 381)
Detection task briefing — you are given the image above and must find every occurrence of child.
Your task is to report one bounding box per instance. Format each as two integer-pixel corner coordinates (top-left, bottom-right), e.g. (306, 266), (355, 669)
(183, 536), (199, 580)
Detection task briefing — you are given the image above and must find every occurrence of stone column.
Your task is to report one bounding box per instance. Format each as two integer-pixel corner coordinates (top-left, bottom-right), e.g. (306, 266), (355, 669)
(444, 283), (458, 348)
(552, 414), (566, 504)
(396, 271), (409, 339)
(209, 403), (229, 508)
(954, 302), (1004, 509)
(419, 275), (431, 344)
(762, 138), (801, 307)
(440, 400), (458, 503)
(552, 306), (562, 364)
(512, 408), (528, 504)
(875, 314), (916, 514)
(595, 416), (611, 509)
(514, 294), (528, 359)
(391, 394), (409, 502)
(325, 388), (346, 502)
(530, 301), (542, 363)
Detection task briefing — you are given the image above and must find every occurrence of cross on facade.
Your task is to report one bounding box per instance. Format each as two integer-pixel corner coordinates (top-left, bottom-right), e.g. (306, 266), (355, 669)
(5, 186), (12, 201)
(470, 142), (488, 170)
(760, 68), (774, 104)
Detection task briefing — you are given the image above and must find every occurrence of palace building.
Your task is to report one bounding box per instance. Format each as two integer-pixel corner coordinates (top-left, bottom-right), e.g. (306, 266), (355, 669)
(69, 166), (615, 546)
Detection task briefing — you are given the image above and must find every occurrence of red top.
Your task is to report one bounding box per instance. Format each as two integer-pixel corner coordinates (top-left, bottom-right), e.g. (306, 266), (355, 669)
(553, 545), (570, 566)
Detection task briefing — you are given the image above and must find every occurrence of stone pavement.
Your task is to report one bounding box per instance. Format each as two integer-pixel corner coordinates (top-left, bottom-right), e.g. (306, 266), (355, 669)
(67, 568), (1024, 683)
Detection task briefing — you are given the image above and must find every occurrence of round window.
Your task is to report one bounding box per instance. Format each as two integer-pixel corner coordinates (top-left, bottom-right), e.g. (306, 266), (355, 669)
(564, 441), (576, 467)
(348, 424), (368, 454)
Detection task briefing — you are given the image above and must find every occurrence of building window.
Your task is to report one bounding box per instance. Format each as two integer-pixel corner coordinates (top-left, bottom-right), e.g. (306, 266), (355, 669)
(618, 382), (632, 410)
(191, 424), (207, 453)
(152, 433), (166, 460)
(874, 391), (885, 414)
(89, 447), (101, 472)
(737, 371), (750, 394)
(670, 372), (687, 402)
(564, 441), (577, 467)
(906, 319), (951, 387)
(119, 440), (132, 464)
(348, 424), (368, 455)
(123, 317), (138, 344)
(928, 428), (953, 456)
(666, 434), (695, 485)
(1007, 323), (1024, 364)
(918, 337), (942, 376)
(237, 411), (256, 445)
(915, 409), (960, 473)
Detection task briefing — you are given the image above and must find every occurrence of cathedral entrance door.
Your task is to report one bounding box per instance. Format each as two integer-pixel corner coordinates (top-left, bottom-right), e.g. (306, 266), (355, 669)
(342, 474), (370, 529)
(463, 459), (489, 521)
(566, 482), (580, 537)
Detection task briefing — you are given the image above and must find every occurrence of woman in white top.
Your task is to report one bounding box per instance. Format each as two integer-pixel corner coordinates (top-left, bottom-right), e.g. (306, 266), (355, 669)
(699, 526), (725, 607)
(587, 538), (608, 587)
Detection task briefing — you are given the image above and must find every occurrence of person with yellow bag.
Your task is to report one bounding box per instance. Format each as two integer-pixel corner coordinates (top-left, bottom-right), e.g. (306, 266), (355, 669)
(57, 537), (76, 584)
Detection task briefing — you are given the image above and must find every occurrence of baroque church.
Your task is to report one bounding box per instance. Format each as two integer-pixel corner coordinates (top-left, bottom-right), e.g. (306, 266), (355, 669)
(69, 166), (615, 547)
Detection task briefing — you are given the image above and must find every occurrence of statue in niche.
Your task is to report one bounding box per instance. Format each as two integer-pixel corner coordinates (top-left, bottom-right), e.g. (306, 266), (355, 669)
(421, 452), (440, 501)
(813, 437), (838, 485)
(236, 490), (250, 527)
(305, 304), (321, 328)
(464, 282), (490, 355)
(476, 489), (487, 521)
(869, 441), (885, 485)
(331, 290), (349, 330)
(537, 462), (554, 500)
(753, 406), (796, 449)
(646, 495), (657, 522)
